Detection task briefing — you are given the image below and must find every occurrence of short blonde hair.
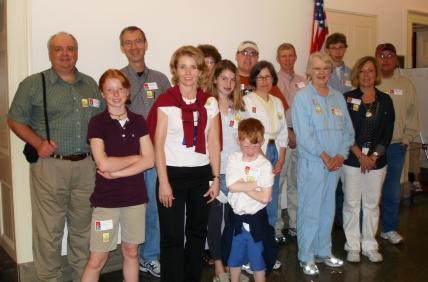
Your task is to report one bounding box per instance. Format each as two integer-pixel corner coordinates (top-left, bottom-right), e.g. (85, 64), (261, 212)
(306, 52), (333, 78)
(170, 45), (208, 88)
(351, 56), (382, 87)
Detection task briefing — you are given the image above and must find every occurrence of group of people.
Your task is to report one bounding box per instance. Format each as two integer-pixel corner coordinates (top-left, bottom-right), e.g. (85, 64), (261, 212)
(7, 27), (420, 282)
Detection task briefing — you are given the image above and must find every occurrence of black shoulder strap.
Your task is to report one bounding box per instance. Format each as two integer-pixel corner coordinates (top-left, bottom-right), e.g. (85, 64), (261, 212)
(41, 73), (50, 142)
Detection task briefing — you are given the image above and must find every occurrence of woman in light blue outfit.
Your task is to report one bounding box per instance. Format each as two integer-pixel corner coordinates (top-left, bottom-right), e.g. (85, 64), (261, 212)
(292, 52), (354, 276)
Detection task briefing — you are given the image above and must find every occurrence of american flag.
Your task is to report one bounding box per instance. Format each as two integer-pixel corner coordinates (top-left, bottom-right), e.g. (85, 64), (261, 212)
(310, 0), (328, 53)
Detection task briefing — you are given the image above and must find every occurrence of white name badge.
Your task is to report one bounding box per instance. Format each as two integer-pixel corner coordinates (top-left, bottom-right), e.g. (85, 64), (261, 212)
(95, 219), (113, 231)
(88, 98), (100, 108)
(145, 82), (159, 90)
(351, 98), (361, 105)
(296, 82), (306, 89)
(343, 80), (352, 87)
(362, 147), (369, 155)
(390, 88), (403, 95)
(332, 107), (343, 116)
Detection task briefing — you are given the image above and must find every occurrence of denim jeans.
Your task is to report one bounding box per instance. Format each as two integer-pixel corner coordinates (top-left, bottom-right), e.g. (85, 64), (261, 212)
(266, 143), (280, 228)
(381, 143), (406, 232)
(139, 167), (160, 262)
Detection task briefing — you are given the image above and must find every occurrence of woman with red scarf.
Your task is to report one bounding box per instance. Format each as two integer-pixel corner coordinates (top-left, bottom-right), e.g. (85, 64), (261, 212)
(147, 45), (220, 282)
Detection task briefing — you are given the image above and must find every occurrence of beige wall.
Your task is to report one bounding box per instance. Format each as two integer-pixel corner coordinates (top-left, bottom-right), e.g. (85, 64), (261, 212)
(6, 0), (428, 264)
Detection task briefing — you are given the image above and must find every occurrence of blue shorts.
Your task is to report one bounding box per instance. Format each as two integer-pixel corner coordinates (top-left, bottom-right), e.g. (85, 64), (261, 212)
(227, 227), (265, 271)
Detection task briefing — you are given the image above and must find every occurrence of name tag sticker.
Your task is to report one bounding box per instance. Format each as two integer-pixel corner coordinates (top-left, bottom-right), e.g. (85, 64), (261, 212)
(390, 89), (403, 95)
(95, 219), (113, 231)
(351, 98), (361, 105)
(343, 80), (352, 87)
(88, 98), (100, 108)
(145, 82), (158, 90)
(296, 82), (306, 89)
(332, 107), (343, 116)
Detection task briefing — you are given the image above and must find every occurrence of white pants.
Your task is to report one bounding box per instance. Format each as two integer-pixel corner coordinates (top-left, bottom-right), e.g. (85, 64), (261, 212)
(341, 165), (387, 252)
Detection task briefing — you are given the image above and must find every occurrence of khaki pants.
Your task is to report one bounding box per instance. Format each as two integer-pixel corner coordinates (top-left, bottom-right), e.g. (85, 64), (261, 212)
(30, 157), (95, 282)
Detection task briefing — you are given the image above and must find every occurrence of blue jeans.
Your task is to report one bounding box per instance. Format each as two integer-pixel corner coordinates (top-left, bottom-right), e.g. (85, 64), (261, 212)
(139, 167), (160, 261)
(266, 143), (280, 228)
(381, 143), (406, 232)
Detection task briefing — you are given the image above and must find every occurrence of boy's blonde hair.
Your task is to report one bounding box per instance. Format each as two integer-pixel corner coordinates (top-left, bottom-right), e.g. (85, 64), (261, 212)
(238, 118), (264, 144)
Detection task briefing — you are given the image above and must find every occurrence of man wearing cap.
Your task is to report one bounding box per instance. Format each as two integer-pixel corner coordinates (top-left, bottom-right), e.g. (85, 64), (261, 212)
(375, 43), (419, 244)
(235, 41), (289, 110)
(7, 32), (104, 281)
(275, 43), (307, 240)
(119, 26), (171, 277)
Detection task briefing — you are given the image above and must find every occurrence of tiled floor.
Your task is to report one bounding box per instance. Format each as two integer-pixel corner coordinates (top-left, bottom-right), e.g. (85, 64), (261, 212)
(1, 184), (427, 282)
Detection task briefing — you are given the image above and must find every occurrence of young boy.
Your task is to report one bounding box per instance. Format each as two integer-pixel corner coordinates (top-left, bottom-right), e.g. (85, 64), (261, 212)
(222, 118), (277, 282)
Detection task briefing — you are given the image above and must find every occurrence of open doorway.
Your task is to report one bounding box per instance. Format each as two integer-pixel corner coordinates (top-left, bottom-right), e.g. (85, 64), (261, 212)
(406, 10), (428, 68)
(412, 23), (428, 68)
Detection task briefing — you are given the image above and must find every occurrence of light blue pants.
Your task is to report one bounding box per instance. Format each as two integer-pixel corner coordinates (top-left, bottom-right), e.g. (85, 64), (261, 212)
(297, 158), (340, 262)
(139, 167), (160, 261)
(266, 143), (280, 228)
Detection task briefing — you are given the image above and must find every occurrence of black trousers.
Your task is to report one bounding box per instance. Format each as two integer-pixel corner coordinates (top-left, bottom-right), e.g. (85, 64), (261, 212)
(157, 165), (212, 282)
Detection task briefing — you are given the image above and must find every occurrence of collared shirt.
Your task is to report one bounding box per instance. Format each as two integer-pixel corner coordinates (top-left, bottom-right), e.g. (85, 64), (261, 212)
(377, 69), (420, 145)
(8, 68), (104, 155)
(121, 65), (171, 118)
(87, 109), (148, 208)
(292, 83), (355, 162)
(277, 70), (307, 127)
(243, 92), (288, 154)
(328, 64), (352, 94)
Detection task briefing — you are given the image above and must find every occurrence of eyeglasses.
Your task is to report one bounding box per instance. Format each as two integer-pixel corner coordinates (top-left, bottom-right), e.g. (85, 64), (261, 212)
(256, 75), (273, 81)
(379, 53), (395, 59)
(123, 39), (145, 48)
(205, 58), (215, 65)
(327, 46), (346, 51)
(238, 50), (258, 57)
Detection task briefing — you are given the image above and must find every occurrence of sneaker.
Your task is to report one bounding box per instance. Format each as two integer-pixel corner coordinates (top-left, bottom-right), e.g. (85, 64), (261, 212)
(411, 181), (423, 192)
(273, 259), (282, 270)
(380, 231), (404, 244)
(139, 259), (161, 278)
(275, 235), (287, 244)
(346, 251), (360, 263)
(315, 255), (343, 267)
(299, 261), (319, 275)
(239, 273), (250, 282)
(362, 250), (383, 262)
(213, 272), (230, 282)
(241, 263), (253, 275)
(287, 228), (297, 237)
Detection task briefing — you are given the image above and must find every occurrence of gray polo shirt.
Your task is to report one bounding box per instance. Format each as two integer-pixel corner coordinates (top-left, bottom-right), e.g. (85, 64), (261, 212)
(121, 65), (171, 118)
(8, 68), (105, 155)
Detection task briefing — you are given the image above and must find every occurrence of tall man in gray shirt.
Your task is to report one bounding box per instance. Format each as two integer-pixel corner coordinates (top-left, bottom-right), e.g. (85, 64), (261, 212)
(119, 26), (171, 278)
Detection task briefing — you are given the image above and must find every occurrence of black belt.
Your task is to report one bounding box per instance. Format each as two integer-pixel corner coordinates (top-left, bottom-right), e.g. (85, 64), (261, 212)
(51, 152), (91, 161)
(268, 139), (275, 145)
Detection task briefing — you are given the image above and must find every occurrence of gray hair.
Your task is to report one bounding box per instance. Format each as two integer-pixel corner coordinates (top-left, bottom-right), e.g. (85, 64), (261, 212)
(47, 31), (78, 51)
(306, 52), (333, 77)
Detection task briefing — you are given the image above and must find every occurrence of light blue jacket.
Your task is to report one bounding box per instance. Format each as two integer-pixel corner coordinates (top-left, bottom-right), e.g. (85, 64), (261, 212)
(292, 83), (355, 162)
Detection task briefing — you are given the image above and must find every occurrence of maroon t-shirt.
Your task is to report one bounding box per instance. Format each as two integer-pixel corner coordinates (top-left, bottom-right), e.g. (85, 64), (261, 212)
(87, 109), (148, 208)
